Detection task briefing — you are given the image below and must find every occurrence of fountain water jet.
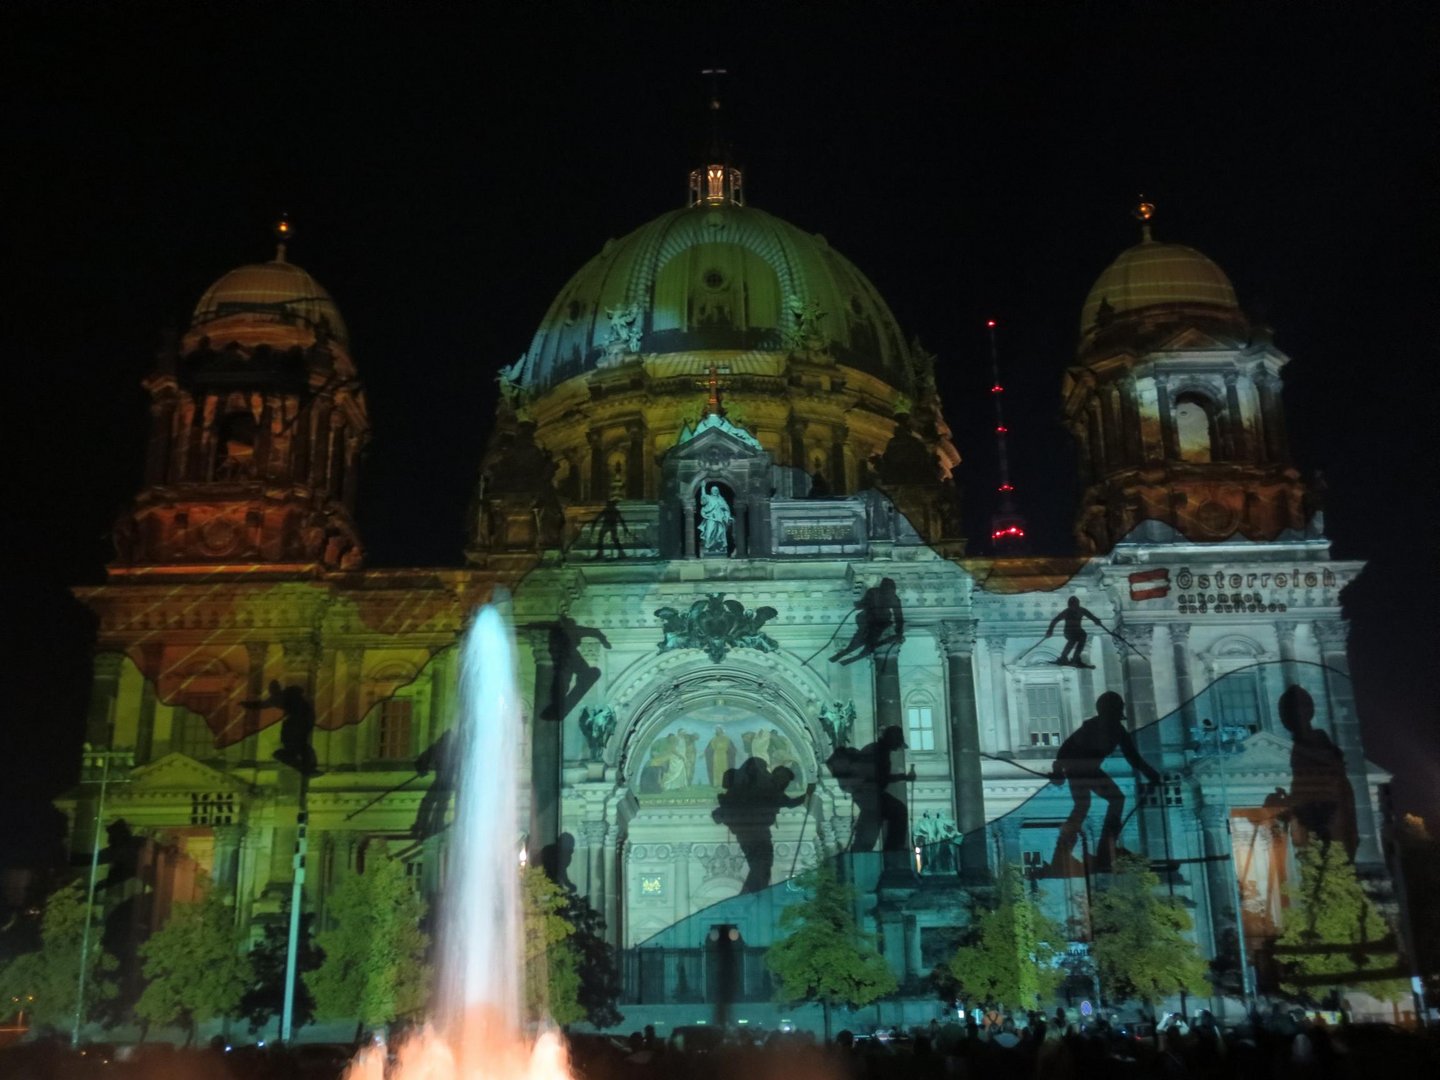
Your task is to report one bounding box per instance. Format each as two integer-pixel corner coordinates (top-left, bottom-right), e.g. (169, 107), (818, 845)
(345, 604), (573, 1080)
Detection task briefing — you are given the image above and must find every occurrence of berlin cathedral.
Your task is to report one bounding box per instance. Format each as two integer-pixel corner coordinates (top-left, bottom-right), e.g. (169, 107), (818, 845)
(60, 152), (1394, 1030)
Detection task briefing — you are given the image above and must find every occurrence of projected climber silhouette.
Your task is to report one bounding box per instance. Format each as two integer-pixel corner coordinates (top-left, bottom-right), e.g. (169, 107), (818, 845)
(1042, 691), (1161, 876)
(829, 577), (905, 666)
(712, 759), (814, 893)
(1278, 684), (1358, 859)
(826, 724), (915, 854)
(242, 680), (318, 775)
(536, 612), (611, 722)
(412, 729), (458, 840)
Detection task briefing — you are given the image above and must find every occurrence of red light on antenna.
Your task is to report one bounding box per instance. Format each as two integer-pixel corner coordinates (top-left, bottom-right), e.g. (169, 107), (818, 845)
(990, 384), (1004, 394)
(996, 425), (1008, 434)
(986, 319), (997, 329)
(991, 526), (1026, 540)
(998, 483), (1014, 493)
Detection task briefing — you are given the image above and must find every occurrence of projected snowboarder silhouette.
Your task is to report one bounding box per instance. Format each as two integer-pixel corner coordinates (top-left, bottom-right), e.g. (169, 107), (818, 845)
(1043, 691), (1161, 875)
(1045, 595), (1104, 667)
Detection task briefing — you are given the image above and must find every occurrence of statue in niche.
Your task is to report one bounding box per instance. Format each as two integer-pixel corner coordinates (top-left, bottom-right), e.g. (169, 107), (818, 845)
(699, 484), (733, 554)
(818, 700), (856, 749)
(578, 704), (616, 761)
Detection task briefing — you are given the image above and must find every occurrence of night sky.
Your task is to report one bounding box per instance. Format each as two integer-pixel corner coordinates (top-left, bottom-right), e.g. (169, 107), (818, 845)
(2, 2), (1436, 872)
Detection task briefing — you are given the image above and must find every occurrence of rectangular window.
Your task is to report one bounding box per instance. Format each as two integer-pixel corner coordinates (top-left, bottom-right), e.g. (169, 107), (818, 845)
(906, 706), (936, 751)
(377, 699), (414, 760)
(1025, 684), (1063, 748)
(174, 696), (221, 758)
(1216, 670), (1262, 734)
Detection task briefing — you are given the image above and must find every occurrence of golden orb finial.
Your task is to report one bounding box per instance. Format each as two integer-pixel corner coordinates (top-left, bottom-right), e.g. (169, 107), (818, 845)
(1133, 196), (1155, 241)
(273, 213), (293, 262)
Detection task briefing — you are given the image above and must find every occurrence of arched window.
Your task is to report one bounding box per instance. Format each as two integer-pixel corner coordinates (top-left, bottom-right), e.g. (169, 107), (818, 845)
(1174, 393), (1216, 463)
(214, 410), (257, 478)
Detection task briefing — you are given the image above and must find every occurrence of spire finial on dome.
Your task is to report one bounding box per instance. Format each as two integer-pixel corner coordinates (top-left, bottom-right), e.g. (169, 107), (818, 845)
(273, 213), (293, 262)
(689, 68), (744, 207)
(1133, 196), (1156, 243)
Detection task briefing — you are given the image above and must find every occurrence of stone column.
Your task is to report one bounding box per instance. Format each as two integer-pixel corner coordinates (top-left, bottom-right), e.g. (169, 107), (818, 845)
(830, 427), (848, 494)
(904, 913), (923, 982)
(982, 633), (1012, 752)
(587, 431), (606, 502)
(1315, 621), (1381, 862)
(1155, 375), (1178, 461)
(940, 621), (988, 881)
(212, 825), (242, 890)
(308, 397), (333, 490)
(1168, 623), (1197, 733)
(1199, 802), (1242, 993)
(1276, 622), (1299, 687)
(525, 628), (561, 857)
(1118, 621), (1163, 858)
(144, 394), (176, 486)
(1122, 374), (1144, 463)
(627, 423), (646, 499)
(338, 646), (364, 767)
(1223, 373), (1245, 460)
(1257, 372), (1288, 463)
(1088, 399), (1108, 474)
(1116, 621), (1157, 731)
(341, 433), (362, 507)
(583, 820), (607, 910)
(604, 826), (623, 945)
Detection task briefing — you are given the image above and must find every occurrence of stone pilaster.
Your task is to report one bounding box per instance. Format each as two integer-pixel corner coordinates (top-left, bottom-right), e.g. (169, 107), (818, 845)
(1314, 620), (1381, 862)
(939, 620), (988, 881)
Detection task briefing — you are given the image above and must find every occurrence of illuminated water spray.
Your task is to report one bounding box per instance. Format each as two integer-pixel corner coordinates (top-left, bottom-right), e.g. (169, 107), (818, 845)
(346, 604), (571, 1080)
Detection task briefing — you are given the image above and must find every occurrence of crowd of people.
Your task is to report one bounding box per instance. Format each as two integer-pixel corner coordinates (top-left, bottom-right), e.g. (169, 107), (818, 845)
(1, 1011), (1434, 1078)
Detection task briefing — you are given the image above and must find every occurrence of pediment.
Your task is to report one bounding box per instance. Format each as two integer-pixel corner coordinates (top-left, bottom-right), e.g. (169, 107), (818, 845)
(1150, 324), (1246, 354)
(1190, 730), (1293, 778)
(128, 753), (252, 795)
(667, 414), (766, 460)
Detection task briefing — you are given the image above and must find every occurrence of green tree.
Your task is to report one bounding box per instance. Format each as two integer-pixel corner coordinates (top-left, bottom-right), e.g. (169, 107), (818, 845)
(306, 847), (429, 1031)
(1276, 840), (1407, 1004)
(0, 881), (116, 1035)
(239, 910), (320, 1035)
(135, 887), (251, 1044)
(1091, 853), (1210, 1007)
(765, 863), (896, 1041)
(562, 891), (624, 1029)
(944, 865), (1065, 1010)
(522, 866), (582, 1025)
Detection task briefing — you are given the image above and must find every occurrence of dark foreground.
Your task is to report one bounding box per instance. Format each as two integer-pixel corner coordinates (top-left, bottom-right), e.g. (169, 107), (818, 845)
(3, 1019), (1436, 1079)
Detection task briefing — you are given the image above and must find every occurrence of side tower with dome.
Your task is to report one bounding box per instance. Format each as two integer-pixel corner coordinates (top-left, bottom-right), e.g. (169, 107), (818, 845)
(115, 219), (369, 572)
(1063, 203), (1310, 553)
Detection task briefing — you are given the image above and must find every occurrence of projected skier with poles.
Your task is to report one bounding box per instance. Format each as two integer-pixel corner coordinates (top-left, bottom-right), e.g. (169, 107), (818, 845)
(1044, 595), (1104, 668)
(1041, 691), (1161, 877)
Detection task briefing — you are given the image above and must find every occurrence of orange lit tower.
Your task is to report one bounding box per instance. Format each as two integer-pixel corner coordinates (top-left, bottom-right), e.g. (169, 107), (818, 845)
(114, 217), (369, 572)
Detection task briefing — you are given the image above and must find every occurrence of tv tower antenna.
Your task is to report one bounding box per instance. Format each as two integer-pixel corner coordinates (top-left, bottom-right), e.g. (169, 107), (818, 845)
(986, 319), (1027, 552)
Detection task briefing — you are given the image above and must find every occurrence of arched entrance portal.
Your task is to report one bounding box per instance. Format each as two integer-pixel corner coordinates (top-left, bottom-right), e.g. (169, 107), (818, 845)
(616, 671), (828, 950)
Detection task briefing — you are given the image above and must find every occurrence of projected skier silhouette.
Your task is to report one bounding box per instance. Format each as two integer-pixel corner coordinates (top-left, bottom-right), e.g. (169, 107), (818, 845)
(1045, 595), (1104, 667)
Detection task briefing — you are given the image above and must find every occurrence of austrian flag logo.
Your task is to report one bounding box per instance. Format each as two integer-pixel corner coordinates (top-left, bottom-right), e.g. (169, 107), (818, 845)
(1128, 568), (1171, 601)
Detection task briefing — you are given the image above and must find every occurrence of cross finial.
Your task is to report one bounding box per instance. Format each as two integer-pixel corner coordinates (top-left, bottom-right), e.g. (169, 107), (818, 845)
(699, 362), (727, 417)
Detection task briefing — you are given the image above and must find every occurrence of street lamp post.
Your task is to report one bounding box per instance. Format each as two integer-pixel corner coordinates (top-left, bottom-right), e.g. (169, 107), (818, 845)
(72, 744), (133, 1048)
(1189, 719), (1255, 1013)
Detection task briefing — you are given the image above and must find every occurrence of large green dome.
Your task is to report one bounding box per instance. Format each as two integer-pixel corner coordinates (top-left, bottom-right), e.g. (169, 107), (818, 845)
(515, 202), (910, 394)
